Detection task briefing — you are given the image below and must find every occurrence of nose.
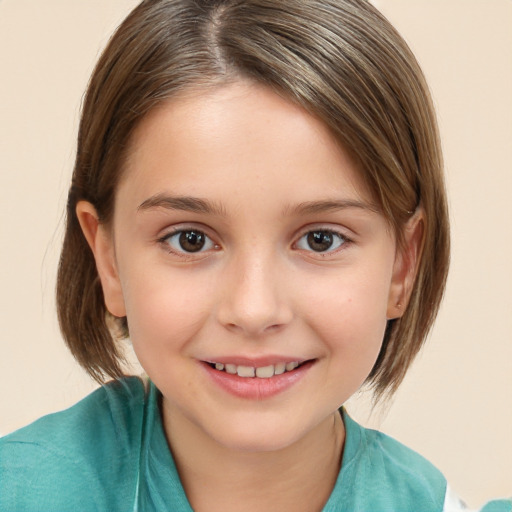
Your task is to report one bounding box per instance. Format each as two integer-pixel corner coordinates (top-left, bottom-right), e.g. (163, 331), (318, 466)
(215, 250), (293, 337)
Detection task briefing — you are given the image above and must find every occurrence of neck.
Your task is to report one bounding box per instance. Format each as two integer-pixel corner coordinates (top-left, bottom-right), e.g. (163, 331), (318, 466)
(162, 402), (345, 512)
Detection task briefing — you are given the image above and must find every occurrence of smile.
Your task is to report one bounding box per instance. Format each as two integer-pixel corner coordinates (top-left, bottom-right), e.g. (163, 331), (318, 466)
(202, 358), (315, 400)
(206, 361), (303, 379)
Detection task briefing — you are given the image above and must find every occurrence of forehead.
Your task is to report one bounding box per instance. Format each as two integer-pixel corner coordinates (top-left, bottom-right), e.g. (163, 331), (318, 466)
(117, 81), (375, 214)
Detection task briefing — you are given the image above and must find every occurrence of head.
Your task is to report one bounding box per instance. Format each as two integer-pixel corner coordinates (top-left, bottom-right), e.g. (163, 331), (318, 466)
(57, 0), (449, 404)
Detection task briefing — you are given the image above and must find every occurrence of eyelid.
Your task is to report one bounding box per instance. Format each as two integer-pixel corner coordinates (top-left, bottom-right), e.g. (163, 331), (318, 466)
(157, 224), (221, 259)
(292, 225), (354, 254)
(157, 222), (218, 241)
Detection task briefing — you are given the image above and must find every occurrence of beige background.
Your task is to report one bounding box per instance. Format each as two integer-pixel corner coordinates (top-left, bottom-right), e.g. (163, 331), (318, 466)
(0, 0), (510, 507)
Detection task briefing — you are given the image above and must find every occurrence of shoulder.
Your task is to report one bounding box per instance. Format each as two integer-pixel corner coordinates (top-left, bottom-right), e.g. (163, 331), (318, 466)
(0, 377), (147, 511)
(328, 409), (447, 511)
(332, 411), (512, 512)
(360, 419), (446, 493)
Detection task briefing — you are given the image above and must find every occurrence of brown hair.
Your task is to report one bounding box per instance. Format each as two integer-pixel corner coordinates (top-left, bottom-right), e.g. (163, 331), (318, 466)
(57, 0), (449, 400)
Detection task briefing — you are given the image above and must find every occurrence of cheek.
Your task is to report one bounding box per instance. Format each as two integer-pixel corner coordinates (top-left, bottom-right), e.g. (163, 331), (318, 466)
(118, 263), (214, 361)
(304, 281), (388, 401)
(299, 266), (391, 360)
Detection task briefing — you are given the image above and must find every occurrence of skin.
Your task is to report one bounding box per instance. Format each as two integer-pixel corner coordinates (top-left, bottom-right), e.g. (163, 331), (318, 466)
(78, 81), (422, 511)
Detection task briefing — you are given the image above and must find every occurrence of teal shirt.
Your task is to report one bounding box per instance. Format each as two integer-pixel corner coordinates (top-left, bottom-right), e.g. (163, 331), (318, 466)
(1, 378), (510, 511)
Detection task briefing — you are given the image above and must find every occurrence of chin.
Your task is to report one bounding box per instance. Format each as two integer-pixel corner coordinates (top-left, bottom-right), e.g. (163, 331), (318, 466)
(204, 412), (317, 454)
(216, 429), (302, 454)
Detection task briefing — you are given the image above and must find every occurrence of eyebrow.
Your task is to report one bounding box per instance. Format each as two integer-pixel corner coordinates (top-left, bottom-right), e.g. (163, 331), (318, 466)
(286, 199), (380, 216)
(138, 194), (379, 217)
(138, 194), (227, 216)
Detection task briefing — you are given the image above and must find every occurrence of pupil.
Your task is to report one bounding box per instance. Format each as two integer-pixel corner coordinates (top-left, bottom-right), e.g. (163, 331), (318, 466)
(179, 231), (205, 252)
(307, 231), (333, 252)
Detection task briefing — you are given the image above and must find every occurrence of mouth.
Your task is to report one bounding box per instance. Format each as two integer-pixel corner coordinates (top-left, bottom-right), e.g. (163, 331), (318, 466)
(201, 358), (316, 400)
(203, 360), (313, 379)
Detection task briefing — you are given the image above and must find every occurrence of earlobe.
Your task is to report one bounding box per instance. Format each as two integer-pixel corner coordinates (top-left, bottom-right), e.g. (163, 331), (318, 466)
(387, 208), (425, 320)
(76, 201), (127, 318)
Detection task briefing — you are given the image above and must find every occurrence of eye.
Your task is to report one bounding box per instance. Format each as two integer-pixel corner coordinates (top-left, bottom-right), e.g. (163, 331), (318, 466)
(295, 230), (347, 253)
(163, 229), (216, 254)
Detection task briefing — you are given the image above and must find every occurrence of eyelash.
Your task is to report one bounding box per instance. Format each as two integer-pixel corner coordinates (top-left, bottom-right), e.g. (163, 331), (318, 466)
(157, 227), (351, 259)
(294, 229), (350, 254)
(157, 228), (219, 260)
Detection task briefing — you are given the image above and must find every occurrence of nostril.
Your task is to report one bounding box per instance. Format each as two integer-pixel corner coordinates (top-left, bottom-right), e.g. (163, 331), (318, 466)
(265, 323), (285, 333)
(224, 322), (241, 333)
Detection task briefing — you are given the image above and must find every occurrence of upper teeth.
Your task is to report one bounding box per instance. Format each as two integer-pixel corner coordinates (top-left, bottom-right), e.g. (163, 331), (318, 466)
(213, 361), (300, 378)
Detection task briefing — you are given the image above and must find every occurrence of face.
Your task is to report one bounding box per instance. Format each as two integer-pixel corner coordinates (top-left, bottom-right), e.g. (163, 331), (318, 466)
(83, 81), (410, 453)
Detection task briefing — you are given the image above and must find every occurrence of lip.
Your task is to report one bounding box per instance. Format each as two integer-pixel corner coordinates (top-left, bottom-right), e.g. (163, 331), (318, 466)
(203, 355), (308, 367)
(200, 358), (316, 400)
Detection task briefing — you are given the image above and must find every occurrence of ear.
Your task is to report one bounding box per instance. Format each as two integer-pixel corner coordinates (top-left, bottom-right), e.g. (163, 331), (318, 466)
(76, 201), (126, 318)
(387, 208), (424, 320)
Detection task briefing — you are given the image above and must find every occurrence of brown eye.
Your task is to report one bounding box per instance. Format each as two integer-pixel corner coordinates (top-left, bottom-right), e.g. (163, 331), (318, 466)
(296, 230), (347, 253)
(164, 230), (214, 253)
(179, 231), (205, 252)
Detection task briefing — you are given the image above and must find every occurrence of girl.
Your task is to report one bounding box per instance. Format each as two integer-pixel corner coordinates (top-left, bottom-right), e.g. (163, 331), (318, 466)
(0, 1), (510, 511)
